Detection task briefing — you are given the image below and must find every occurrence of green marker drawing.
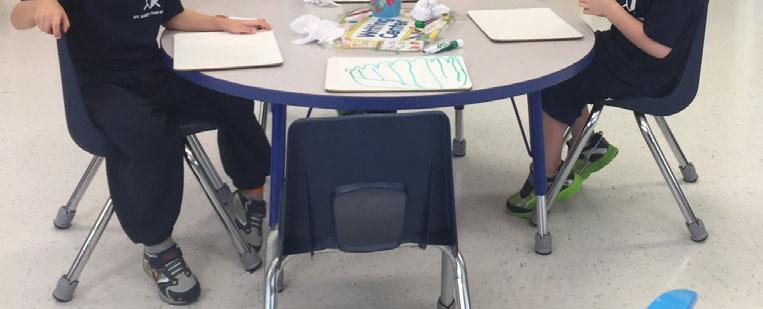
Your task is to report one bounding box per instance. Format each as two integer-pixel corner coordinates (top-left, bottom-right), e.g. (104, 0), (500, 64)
(345, 56), (470, 90)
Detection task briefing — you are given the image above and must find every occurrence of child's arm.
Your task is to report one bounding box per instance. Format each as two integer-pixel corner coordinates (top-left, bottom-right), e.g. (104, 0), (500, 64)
(164, 10), (272, 34)
(579, 0), (672, 59)
(11, 0), (71, 38)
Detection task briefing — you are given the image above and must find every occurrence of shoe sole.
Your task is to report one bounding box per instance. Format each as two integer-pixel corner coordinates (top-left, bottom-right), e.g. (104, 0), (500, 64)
(505, 174), (584, 219)
(577, 144), (619, 180)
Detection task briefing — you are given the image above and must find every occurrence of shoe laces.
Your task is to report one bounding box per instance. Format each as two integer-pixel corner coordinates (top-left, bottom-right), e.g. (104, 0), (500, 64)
(148, 247), (188, 279)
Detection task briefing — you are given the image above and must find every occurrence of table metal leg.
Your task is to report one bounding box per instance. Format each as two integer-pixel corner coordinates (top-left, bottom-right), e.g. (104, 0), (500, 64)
(264, 104), (287, 290)
(527, 92), (552, 255)
(269, 104), (287, 227)
(452, 106), (467, 157)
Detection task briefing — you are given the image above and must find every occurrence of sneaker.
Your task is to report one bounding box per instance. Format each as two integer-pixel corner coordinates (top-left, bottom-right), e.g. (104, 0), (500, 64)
(143, 245), (201, 305)
(566, 132), (619, 180)
(225, 190), (267, 251)
(505, 164), (583, 219)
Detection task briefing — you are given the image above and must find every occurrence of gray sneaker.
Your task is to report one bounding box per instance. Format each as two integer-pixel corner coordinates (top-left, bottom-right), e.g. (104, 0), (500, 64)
(143, 245), (201, 305)
(225, 190), (267, 251)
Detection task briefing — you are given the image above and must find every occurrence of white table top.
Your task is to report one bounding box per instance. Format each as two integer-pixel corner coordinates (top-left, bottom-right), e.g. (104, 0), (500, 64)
(160, 0), (595, 109)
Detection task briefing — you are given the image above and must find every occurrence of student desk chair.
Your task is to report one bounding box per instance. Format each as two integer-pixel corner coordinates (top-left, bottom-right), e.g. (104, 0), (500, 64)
(265, 112), (471, 309)
(532, 0), (711, 254)
(51, 36), (261, 302)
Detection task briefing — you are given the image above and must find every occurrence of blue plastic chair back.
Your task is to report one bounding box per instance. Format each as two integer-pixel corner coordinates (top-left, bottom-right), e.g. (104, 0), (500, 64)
(647, 289), (698, 309)
(56, 37), (113, 156)
(280, 112), (457, 256)
(608, 0), (709, 116)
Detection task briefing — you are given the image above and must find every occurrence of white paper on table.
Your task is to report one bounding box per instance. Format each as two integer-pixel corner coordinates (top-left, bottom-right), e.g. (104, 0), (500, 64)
(467, 8), (583, 42)
(173, 31), (284, 71)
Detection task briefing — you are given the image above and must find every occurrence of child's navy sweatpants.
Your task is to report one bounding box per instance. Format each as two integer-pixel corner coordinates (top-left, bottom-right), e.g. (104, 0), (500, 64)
(79, 68), (271, 246)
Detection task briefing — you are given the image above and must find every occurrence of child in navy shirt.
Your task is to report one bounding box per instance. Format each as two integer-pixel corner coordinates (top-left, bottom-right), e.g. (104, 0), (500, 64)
(506, 0), (703, 217)
(12, 0), (273, 304)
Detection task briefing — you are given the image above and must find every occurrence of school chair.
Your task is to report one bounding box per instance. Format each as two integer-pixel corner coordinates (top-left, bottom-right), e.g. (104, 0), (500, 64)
(532, 0), (710, 254)
(51, 36), (260, 302)
(264, 112), (471, 309)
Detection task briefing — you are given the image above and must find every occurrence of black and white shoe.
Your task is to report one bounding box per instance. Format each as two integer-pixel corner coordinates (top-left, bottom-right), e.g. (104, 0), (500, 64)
(143, 245), (201, 305)
(225, 190), (267, 251)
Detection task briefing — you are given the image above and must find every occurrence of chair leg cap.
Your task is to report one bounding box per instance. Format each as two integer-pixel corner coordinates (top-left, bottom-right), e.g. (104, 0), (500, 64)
(54, 207), (75, 230)
(452, 139), (466, 157)
(687, 219), (708, 242)
(534, 233), (553, 255)
(680, 163), (699, 183)
(52, 276), (77, 302)
(437, 298), (455, 309)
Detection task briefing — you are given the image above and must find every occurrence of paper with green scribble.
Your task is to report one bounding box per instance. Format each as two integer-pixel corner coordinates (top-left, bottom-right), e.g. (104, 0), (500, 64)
(325, 56), (472, 92)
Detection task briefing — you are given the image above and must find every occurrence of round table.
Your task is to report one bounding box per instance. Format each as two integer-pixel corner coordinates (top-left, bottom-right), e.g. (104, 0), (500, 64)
(161, 0), (595, 257)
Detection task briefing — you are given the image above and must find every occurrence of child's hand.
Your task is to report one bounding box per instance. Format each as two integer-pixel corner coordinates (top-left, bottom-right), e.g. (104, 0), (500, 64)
(34, 0), (70, 38)
(220, 18), (272, 34)
(579, 0), (621, 17)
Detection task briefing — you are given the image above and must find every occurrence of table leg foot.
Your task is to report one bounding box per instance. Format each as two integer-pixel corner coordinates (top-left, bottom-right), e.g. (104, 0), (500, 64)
(534, 232), (553, 255)
(452, 138), (467, 157)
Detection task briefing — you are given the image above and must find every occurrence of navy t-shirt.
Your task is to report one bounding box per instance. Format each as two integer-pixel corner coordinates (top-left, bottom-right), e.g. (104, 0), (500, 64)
(56, 0), (184, 78)
(596, 0), (701, 94)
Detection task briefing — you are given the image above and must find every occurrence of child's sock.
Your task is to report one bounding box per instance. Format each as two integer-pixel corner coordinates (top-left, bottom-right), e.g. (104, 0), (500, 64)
(243, 187), (265, 201)
(145, 237), (176, 254)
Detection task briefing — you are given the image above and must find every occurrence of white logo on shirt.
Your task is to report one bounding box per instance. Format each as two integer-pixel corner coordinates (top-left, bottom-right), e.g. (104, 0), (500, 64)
(134, 0), (164, 19)
(144, 0), (162, 10)
(621, 0), (637, 12)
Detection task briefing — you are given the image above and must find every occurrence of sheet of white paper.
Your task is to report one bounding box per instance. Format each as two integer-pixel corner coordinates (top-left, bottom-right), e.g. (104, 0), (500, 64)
(173, 31), (284, 71)
(467, 8), (582, 42)
(325, 56), (472, 93)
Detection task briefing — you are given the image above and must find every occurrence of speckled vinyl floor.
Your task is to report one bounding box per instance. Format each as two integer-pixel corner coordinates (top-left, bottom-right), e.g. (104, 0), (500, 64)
(1, 0), (761, 308)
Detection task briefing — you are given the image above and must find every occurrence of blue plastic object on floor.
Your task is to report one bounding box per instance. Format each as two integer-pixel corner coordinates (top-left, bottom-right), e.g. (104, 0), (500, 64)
(647, 290), (698, 309)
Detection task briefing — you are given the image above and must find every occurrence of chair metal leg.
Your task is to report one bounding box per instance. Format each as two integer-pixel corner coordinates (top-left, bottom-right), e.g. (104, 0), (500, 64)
(437, 249), (455, 309)
(259, 101), (270, 130)
(437, 246), (471, 309)
(653, 116), (699, 183)
(452, 106), (467, 157)
(265, 227), (285, 292)
(183, 142), (262, 271)
(55, 156), (104, 229)
(186, 135), (231, 203)
(563, 126), (571, 142)
(264, 256), (283, 309)
(547, 103), (604, 211)
(453, 252), (471, 309)
(635, 113), (708, 242)
(53, 198), (114, 302)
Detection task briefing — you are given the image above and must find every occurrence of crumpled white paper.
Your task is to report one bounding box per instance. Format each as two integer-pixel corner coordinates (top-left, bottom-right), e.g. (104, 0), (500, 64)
(410, 0), (450, 21)
(290, 14), (345, 45)
(303, 0), (340, 7)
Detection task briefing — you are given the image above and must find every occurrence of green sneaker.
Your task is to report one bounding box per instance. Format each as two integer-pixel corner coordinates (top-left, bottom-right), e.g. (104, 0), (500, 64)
(567, 132), (619, 180)
(506, 165), (583, 219)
